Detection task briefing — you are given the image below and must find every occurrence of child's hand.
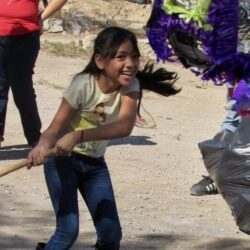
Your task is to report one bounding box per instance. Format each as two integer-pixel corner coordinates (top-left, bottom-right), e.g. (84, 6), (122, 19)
(27, 144), (50, 169)
(54, 131), (80, 156)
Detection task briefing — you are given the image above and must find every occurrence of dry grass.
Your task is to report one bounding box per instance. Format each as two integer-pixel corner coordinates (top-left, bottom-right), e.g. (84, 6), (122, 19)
(42, 40), (87, 58)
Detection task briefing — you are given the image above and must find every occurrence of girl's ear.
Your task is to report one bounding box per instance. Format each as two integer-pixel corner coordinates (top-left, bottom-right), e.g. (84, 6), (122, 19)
(95, 54), (105, 70)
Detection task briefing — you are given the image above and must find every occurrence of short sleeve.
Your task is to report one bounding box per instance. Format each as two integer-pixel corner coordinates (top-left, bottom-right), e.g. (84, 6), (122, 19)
(121, 77), (140, 95)
(63, 74), (87, 110)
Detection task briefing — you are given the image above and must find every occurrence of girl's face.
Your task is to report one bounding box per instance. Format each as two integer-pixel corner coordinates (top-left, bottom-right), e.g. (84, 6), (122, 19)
(96, 39), (140, 91)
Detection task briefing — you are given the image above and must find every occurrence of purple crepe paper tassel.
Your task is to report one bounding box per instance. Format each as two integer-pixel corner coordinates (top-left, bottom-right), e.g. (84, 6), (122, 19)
(146, 0), (248, 85)
(232, 79), (250, 111)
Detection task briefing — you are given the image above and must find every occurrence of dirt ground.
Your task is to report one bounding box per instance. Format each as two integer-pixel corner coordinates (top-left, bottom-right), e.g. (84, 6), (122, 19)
(1, 51), (250, 250)
(1, 1), (250, 250)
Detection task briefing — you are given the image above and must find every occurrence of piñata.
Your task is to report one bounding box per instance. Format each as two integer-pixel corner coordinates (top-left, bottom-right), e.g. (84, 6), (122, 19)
(146, 0), (250, 113)
(147, 0), (250, 234)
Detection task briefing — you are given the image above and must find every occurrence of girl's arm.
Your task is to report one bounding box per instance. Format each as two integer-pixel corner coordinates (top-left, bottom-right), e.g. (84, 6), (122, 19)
(40, 0), (68, 20)
(54, 91), (139, 153)
(28, 91), (138, 166)
(27, 98), (76, 166)
(84, 91), (139, 140)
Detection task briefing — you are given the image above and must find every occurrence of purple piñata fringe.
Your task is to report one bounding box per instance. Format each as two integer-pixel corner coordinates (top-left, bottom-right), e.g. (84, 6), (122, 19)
(146, 0), (250, 85)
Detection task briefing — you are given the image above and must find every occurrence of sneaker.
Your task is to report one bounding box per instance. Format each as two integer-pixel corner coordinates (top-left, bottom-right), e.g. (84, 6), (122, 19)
(190, 176), (218, 196)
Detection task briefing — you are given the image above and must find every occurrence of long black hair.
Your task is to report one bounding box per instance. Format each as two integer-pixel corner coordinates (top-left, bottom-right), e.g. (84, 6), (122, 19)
(136, 62), (180, 117)
(79, 26), (180, 116)
(82, 26), (140, 76)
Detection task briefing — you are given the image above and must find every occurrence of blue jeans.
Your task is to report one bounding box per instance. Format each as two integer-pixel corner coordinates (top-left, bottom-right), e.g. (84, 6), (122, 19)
(44, 154), (122, 250)
(220, 83), (241, 133)
(220, 109), (241, 132)
(0, 31), (41, 144)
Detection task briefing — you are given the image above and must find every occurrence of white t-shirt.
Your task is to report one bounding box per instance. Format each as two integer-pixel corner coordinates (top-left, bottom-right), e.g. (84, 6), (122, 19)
(63, 73), (140, 158)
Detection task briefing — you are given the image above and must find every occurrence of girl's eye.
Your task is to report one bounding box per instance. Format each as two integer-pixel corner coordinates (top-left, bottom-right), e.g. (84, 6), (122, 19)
(116, 54), (126, 59)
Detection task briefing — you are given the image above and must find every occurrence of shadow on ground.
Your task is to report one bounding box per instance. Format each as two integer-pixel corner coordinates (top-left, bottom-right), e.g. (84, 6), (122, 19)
(0, 136), (156, 161)
(0, 168), (250, 250)
(0, 144), (31, 160)
(1, 193), (250, 250)
(195, 237), (250, 250)
(1, 229), (250, 250)
(109, 135), (156, 146)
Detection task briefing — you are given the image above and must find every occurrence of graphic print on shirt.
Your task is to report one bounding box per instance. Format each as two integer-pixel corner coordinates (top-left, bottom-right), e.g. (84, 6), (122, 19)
(94, 103), (107, 122)
(71, 101), (108, 156)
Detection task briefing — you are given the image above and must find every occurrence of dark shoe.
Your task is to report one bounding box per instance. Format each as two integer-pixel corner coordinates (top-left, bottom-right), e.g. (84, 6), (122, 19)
(190, 176), (218, 196)
(93, 242), (120, 250)
(36, 242), (46, 250)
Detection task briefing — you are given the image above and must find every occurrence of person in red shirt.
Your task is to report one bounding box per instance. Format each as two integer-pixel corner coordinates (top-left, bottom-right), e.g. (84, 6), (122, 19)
(0, 0), (68, 148)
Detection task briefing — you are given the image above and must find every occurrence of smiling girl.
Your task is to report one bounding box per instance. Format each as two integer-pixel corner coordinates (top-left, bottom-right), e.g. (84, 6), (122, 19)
(28, 26), (180, 250)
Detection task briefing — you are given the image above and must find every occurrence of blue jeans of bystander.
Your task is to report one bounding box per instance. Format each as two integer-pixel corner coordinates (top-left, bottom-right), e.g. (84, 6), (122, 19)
(220, 82), (241, 132)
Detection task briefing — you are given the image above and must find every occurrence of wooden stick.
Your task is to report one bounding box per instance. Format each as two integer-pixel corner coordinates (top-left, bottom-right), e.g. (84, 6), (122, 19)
(0, 148), (56, 177)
